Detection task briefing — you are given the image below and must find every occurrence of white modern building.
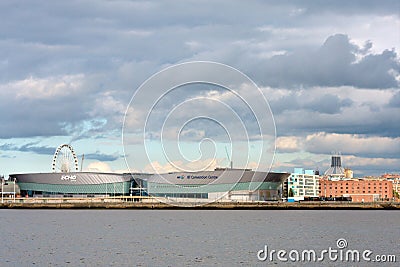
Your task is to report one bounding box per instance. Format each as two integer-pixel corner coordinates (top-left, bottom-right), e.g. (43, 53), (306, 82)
(286, 168), (320, 201)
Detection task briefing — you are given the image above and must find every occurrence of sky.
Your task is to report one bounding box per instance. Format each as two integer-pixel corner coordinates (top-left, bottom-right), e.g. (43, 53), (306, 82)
(0, 0), (399, 177)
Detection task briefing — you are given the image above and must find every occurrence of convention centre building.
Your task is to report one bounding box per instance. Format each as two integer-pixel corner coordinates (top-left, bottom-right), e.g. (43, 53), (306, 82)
(11, 169), (290, 201)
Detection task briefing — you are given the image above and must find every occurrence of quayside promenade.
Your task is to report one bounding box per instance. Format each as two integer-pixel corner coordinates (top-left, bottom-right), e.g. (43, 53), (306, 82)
(0, 197), (399, 209)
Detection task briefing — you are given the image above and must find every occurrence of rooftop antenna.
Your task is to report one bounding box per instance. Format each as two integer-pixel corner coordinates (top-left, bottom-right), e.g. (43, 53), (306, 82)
(225, 146), (233, 169)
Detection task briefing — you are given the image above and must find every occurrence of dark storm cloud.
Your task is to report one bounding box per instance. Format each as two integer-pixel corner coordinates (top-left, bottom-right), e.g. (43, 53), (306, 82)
(0, 112), (74, 139)
(1, 1), (398, 85)
(84, 152), (121, 162)
(307, 95), (353, 114)
(270, 92), (353, 115)
(253, 34), (399, 88)
(0, 143), (55, 155)
(268, 84), (400, 139)
(300, 0), (400, 15)
(0, 73), (128, 139)
(0, 89), (91, 139)
(274, 108), (400, 138)
(3, 36), (397, 141)
(0, 142), (121, 161)
(389, 91), (400, 107)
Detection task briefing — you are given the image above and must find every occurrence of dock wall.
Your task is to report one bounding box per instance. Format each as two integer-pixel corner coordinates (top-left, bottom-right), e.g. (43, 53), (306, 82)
(0, 197), (399, 209)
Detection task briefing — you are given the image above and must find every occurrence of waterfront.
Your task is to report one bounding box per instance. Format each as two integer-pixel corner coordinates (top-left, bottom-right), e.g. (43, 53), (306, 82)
(1, 199), (400, 209)
(0, 210), (399, 266)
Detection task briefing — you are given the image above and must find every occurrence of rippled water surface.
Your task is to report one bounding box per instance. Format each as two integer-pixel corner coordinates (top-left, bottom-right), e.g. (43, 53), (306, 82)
(0, 209), (399, 266)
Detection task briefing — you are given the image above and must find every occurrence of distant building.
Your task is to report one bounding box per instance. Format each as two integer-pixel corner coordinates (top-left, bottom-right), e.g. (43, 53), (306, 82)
(324, 155), (345, 180)
(381, 173), (400, 179)
(1, 176), (20, 200)
(344, 168), (353, 179)
(285, 168), (319, 201)
(9, 144), (291, 202)
(319, 178), (393, 202)
(145, 169), (289, 202)
(11, 169), (290, 202)
(381, 173), (400, 200)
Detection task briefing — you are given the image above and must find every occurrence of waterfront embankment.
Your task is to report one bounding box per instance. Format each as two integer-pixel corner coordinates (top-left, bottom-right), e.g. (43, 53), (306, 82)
(0, 198), (399, 209)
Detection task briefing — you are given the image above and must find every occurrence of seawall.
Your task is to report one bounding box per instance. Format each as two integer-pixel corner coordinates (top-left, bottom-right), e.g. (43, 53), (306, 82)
(0, 199), (399, 209)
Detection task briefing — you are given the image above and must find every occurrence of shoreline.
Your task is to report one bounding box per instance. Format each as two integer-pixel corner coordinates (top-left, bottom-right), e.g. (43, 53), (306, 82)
(0, 200), (399, 209)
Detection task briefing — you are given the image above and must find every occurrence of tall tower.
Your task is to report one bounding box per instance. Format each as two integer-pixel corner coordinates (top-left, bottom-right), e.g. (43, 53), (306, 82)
(324, 154), (345, 180)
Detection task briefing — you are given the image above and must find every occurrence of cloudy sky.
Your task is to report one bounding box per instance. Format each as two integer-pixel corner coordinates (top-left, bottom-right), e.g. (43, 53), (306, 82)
(0, 0), (399, 177)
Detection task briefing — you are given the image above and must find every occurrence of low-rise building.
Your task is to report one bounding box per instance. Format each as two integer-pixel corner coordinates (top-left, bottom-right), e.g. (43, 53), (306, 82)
(1, 176), (20, 200)
(381, 173), (400, 201)
(319, 178), (393, 202)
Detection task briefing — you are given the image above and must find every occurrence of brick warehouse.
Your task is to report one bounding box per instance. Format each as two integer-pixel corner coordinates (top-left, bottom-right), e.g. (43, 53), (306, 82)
(319, 178), (393, 202)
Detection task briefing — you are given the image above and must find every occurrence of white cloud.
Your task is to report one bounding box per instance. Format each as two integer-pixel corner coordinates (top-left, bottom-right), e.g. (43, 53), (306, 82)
(342, 155), (400, 168)
(304, 132), (400, 157)
(275, 132), (400, 158)
(89, 91), (125, 117)
(276, 136), (301, 153)
(120, 29), (153, 37)
(85, 161), (113, 173)
(2, 74), (84, 99)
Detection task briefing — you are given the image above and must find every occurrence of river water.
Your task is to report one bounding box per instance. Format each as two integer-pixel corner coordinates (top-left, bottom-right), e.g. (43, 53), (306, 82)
(0, 209), (398, 266)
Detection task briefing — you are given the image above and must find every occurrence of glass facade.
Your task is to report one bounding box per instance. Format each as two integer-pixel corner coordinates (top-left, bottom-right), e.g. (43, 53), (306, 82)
(18, 181), (131, 197)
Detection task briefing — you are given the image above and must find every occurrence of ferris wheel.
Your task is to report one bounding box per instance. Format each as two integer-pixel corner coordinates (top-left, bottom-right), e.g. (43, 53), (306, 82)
(52, 144), (79, 173)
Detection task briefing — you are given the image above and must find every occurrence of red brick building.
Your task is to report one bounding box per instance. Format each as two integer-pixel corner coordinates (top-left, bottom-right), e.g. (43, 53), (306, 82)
(319, 179), (393, 202)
